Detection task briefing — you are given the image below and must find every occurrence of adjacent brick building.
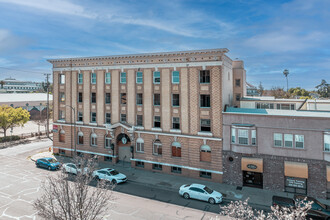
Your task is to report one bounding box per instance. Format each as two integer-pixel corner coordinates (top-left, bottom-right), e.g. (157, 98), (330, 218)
(48, 49), (246, 182)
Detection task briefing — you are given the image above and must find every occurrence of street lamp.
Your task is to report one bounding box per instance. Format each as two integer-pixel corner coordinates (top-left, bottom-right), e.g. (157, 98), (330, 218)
(64, 104), (76, 156)
(283, 69), (289, 92)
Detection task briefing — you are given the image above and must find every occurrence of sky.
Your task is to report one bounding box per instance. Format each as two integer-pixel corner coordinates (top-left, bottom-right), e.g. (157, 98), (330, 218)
(0, 0), (329, 90)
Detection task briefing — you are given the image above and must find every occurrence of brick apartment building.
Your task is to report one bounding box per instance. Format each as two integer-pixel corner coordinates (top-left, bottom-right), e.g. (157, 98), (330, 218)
(48, 49), (246, 182)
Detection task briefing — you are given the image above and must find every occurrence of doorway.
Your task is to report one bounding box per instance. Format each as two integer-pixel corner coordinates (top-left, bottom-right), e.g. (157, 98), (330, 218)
(243, 171), (263, 189)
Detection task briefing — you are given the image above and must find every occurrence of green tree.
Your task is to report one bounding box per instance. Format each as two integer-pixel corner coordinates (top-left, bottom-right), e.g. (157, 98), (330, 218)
(288, 87), (310, 97)
(316, 79), (330, 98)
(257, 82), (264, 96)
(0, 81), (4, 89)
(0, 105), (30, 138)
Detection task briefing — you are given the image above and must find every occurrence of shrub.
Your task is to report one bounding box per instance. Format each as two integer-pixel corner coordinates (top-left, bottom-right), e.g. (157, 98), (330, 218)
(0, 135), (20, 143)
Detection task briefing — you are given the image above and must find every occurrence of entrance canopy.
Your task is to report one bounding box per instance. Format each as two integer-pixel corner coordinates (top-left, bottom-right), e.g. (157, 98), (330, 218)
(284, 161), (308, 179)
(241, 157), (263, 173)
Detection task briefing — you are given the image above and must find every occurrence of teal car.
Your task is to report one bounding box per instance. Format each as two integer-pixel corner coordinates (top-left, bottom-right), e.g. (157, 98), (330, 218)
(36, 157), (61, 171)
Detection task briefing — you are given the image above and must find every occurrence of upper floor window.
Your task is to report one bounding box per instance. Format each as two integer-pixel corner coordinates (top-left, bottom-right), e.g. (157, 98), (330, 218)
(284, 134), (293, 148)
(60, 74), (65, 84)
(200, 95), (210, 108)
(238, 129), (248, 145)
(295, 135), (304, 149)
(236, 93), (241, 101)
(105, 93), (111, 104)
(136, 138), (144, 153)
(199, 70), (210, 83)
(231, 128), (236, 143)
(154, 94), (160, 106)
(59, 110), (65, 120)
(153, 71), (160, 84)
(137, 115), (143, 127)
(172, 94), (180, 107)
(105, 72), (111, 84)
(256, 103), (274, 109)
(120, 72), (126, 84)
(77, 131), (83, 145)
(251, 130), (256, 145)
(153, 139), (162, 155)
(59, 129), (65, 142)
(77, 112), (83, 122)
(60, 93), (65, 102)
(274, 133), (283, 147)
(172, 71), (180, 84)
(200, 144), (211, 162)
(172, 117), (180, 130)
(91, 73), (96, 84)
(235, 79), (241, 87)
(200, 119), (211, 132)
(105, 113), (111, 124)
(78, 92), (83, 103)
(121, 93), (127, 105)
(105, 134), (111, 149)
(136, 71), (143, 84)
(120, 114), (126, 123)
(91, 93), (96, 103)
(324, 134), (330, 152)
(91, 112), (96, 123)
(154, 116), (161, 128)
(136, 93), (143, 105)
(171, 142), (181, 157)
(78, 73), (83, 84)
(90, 133), (97, 147)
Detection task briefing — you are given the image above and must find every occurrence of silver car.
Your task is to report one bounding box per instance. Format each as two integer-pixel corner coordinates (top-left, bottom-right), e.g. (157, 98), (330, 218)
(179, 183), (223, 204)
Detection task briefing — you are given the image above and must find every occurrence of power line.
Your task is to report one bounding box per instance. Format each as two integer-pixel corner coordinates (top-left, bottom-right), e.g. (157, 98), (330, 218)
(0, 66), (51, 75)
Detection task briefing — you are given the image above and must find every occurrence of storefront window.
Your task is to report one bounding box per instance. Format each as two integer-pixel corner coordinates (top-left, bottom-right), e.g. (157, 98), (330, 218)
(285, 176), (307, 195)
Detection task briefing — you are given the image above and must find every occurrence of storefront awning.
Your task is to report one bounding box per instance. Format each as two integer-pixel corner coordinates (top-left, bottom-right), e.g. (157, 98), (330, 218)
(241, 157), (263, 173)
(327, 166), (330, 182)
(284, 161), (308, 179)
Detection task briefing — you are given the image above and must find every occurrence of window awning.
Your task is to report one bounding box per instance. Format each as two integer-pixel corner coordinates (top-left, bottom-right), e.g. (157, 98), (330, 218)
(327, 166), (330, 182)
(284, 161), (308, 179)
(241, 157), (263, 173)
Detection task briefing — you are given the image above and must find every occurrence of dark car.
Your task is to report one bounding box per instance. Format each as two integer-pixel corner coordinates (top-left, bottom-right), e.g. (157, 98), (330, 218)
(272, 195), (330, 220)
(36, 157), (61, 170)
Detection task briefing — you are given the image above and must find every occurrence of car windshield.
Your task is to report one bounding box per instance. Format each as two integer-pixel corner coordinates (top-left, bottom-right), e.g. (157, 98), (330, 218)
(204, 186), (213, 194)
(47, 158), (57, 163)
(110, 170), (119, 175)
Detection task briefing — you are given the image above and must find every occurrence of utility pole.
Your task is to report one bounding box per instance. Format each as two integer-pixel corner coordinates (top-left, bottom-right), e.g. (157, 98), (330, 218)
(44, 73), (51, 139)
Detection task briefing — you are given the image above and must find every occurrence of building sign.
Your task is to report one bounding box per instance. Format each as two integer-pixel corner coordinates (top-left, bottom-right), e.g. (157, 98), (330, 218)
(53, 125), (58, 133)
(286, 177), (306, 189)
(121, 137), (127, 144)
(247, 164), (257, 170)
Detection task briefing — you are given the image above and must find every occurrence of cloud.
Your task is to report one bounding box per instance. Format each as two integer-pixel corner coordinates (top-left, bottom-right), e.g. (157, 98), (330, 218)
(0, 29), (31, 54)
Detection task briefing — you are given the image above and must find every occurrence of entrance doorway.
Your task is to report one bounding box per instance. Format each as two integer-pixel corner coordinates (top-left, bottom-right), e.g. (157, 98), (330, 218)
(243, 171), (263, 188)
(116, 133), (131, 163)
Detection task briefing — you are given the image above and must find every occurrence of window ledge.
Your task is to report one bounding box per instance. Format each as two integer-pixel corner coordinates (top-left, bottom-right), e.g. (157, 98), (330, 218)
(136, 151), (144, 154)
(57, 120), (66, 123)
(89, 123), (97, 126)
(76, 121), (83, 124)
(152, 128), (162, 132)
(135, 126), (144, 130)
(198, 132), (213, 136)
(170, 129), (181, 133)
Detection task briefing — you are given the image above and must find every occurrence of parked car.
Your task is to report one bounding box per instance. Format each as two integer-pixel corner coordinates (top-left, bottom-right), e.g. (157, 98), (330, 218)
(62, 163), (89, 175)
(179, 183), (223, 204)
(272, 195), (330, 220)
(35, 157), (61, 171)
(92, 168), (127, 184)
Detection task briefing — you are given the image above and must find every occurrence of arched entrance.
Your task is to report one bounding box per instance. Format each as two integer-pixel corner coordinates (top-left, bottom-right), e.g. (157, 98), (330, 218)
(116, 133), (131, 162)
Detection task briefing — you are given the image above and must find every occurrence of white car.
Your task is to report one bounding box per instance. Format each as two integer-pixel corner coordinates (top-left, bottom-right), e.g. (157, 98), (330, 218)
(179, 183), (223, 204)
(62, 163), (89, 175)
(92, 168), (127, 184)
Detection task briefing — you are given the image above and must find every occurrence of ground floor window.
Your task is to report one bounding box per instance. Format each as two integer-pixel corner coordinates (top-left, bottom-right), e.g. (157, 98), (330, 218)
(59, 149), (65, 155)
(135, 161), (144, 168)
(200, 171), (212, 179)
(104, 156), (112, 162)
(171, 166), (182, 174)
(152, 164), (162, 170)
(327, 182), (330, 199)
(76, 152), (84, 157)
(285, 176), (307, 195)
(243, 171), (263, 189)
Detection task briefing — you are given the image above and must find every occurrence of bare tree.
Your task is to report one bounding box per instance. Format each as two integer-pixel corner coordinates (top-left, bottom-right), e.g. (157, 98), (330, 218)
(33, 156), (114, 220)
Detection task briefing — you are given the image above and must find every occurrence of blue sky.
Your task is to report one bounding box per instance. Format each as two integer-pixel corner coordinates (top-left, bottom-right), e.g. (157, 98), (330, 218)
(0, 0), (329, 90)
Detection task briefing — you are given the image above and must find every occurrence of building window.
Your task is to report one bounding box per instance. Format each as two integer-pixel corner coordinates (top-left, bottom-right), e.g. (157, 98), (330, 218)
(172, 94), (180, 107)
(200, 145), (211, 162)
(154, 116), (161, 128)
(91, 73), (96, 84)
(121, 93), (127, 105)
(152, 164), (162, 170)
(277, 103), (295, 110)
(236, 93), (241, 101)
(59, 149), (65, 155)
(137, 115), (143, 127)
(105, 134), (111, 148)
(136, 71), (143, 84)
(251, 130), (256, 145)
(324, 133), (330, 152)
(105, 113), (111, 124)
(120, 72), (126, 84)
(78, 73), (83, 84)
(60, 74), (65, 84)
(91, 112), (96, 123)
(77, 131), (83, 145)
(274, 133), (283, 147)
(284, 134), (293, 148)
(295, 135), (304, 149)
(153, 71), (160, 84)
(172, 117), (180, 130)
(120, 114), (126, 123)
(60, 93), (65, 102)
(238, 129), (249, 145)
(235, 79), (241, 87)
(78, 92), (83, 103)
(136, 138), (144, 153)
(153, 139), (162, 155)
(171, 167), (182, 174)
(256, 103), (274, 109)
(231, 128), (236, 143)
(59, 130), (65, 142)
(104, 156), (112, 162)
(200, 119), (211, 132)
(171, 142), (181, 157)
(200, 171), (212, 179)
(200, 95), (211, 108)
(59, 110), (65, 120)
(172, 71), (180, 84)
(90, 133), (97, 147)
(199, 70), (210, 83)
(137, 93), (143, 105)
(105, 93), (111, 104)
(77, 112), (83, 122)
(154, 94), (160, 106)
(91, 93), (96, 103)
(136, 161), (144, 168)
(105, 72), (111, 84)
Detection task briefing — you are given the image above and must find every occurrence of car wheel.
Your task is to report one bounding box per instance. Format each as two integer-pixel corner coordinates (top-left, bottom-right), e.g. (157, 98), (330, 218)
(208, 198), (215, 204)
(111, 179), (117, 185)
(95, 176), (100, 181)
(48, 166), (51, 171)
(36, 163), (40, 167)
(183, 193), (190, 199)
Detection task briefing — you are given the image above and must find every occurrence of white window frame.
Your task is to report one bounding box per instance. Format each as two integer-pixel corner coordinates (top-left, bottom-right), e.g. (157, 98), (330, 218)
(274, 133), (283, 147)
(153, 71), (160, 84)
(77, 131), (83, 145)
(90, 133), (97, 147)
(90, 112), (96, 123)
(120, 72), (126, 84)
(284, 134), (293, 148)
(251, 130), (256, 145)
(324, 134), (330, 152)
(91, 73), (96, 84)
(172, 71), (180, 84)
(295, 135), (304, 149)
(136, 138), (144, 153)
(136, 71), (143, 84)
(153, 140), (162, 155)
(60, 74), (65, 84)
(104, 135), (111, 148)
(105, 72), (111, 84)
(238, 129), (249, 145)
(231, 128), (236, 143)
(78, 73), (83, 84)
